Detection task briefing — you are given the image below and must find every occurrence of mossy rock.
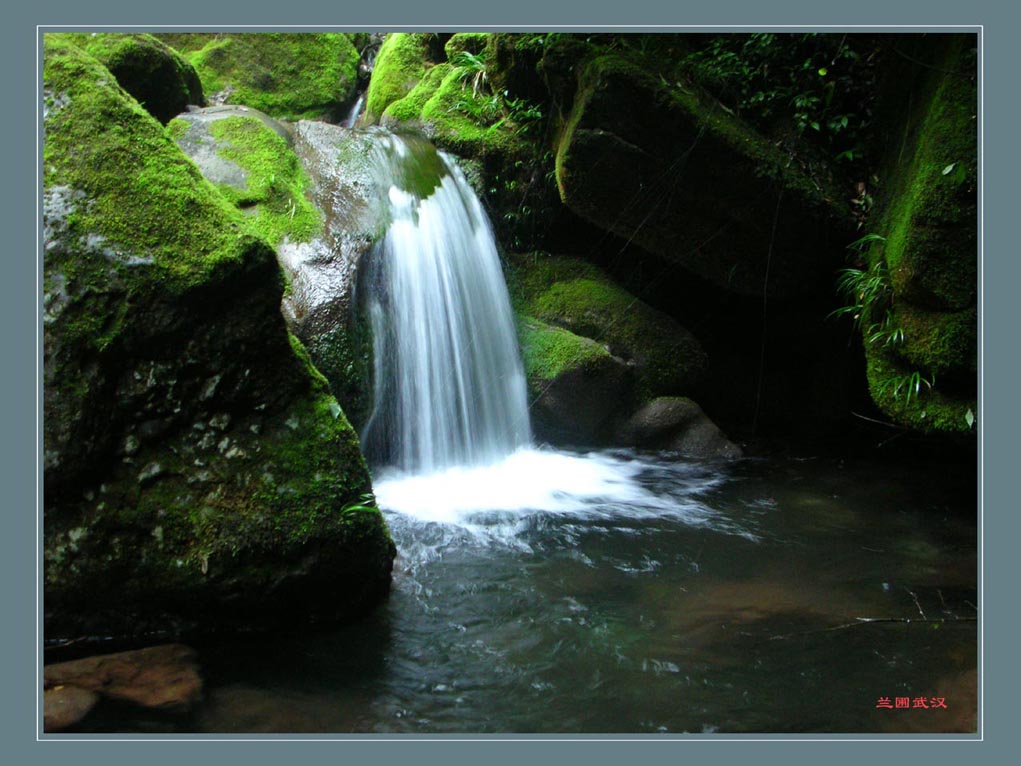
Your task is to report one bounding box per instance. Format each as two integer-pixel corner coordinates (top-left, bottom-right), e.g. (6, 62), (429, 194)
(517, 316), (630, 444)
(64, 33), (203, 124)
(169, 33), (360, 121)
(380, 62), (451, 126)
(615, 397), (741, 459)
(876, 52), (977, 311)
(507, 252), (707, 404)
(364, 33), (441, 124)
(445, 33), (489, 58)
(552, 51), (853, 297)
(169, 106), (321, 247)
(865, 349), (975, 435)
(894, 303), (977, 378)
(861, 36), (977, 434)
(417, 67), (530, 163)
(43, 37), (392, 639)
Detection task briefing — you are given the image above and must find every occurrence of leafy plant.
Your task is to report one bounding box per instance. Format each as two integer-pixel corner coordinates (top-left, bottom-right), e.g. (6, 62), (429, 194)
(450, 50), (489, 97)
(340, 492), (378, 515)
(686, 33), (880, 167)
(876, 370), (935, 405)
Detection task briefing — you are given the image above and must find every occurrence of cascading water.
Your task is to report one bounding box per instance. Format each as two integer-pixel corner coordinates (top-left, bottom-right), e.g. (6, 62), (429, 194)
(360, 134), (532, 475)
(359, 133), (726, 531)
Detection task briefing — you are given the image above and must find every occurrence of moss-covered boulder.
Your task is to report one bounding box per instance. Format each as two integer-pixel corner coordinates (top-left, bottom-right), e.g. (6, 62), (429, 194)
(508, 252), (707, 405)
(43, 37), (393, 639)
(550, 51), (853, 297)
(64, 33), (203, 124)
(169, 106), (320, 247)
(517, 316), (631, 444)
(859, 36), (977, 434)
(363, 33), (445, 124)
(161, 33), (360, 121)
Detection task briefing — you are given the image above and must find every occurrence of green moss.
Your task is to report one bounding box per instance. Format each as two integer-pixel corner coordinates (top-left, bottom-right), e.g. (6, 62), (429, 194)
(874, 49), (977, 310)
(206, 116), (321, 245)
(166, 116), (189, 140)
(895, 304), (977, 376)
(184, 33), (359, 121)
(63, 33), (202, 124)
(518, 315), (612, 386)
(382, 62), (451, 123)
(365, 33), (436, 123)
(418, 67), (529, 161)
(445, 33), (490, 58)
(508, 253), (706, 402)
(865, 349), (974, 434)
(43, 34), (264, 354)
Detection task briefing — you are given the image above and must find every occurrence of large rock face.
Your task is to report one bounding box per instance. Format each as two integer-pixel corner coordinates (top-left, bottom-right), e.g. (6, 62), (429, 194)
(43, 37), (393, 639)
(551, 53), (853, 298)
(861, 36), (977, 434)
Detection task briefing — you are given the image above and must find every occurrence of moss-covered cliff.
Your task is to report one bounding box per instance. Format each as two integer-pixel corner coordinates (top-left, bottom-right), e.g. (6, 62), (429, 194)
(857, 36), (977, 434)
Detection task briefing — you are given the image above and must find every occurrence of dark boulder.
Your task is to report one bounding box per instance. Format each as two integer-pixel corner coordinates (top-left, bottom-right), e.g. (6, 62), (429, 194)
(617, 397), (742, 459)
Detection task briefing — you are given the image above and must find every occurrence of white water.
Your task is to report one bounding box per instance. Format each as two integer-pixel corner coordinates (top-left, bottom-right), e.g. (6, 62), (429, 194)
(361, 135), (531, 475)
(360, 135), (744, 541)
(344, 94), (365, 128)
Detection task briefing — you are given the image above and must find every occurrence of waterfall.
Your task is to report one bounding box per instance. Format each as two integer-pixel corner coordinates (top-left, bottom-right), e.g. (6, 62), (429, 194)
(360, 134), (532, 474)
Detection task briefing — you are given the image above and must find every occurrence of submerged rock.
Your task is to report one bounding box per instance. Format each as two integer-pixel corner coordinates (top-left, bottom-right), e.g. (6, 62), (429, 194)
(616, 397), (742, 459)
(43, 37), (393, 639)
(44, 644), (202, 714)
(43, 685), (100, 732)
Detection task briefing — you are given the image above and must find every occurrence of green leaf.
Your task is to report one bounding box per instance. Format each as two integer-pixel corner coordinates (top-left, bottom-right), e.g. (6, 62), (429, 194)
(965, 408), (975, 428)
(818, 67), (828, 76)
(942, 163), (956, 175)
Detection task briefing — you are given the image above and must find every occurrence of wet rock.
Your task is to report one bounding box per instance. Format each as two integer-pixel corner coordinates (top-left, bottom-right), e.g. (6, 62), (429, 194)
(171, 105), (292, 192)
(44, 645), (202, 721)
(617, 397), (741, 459)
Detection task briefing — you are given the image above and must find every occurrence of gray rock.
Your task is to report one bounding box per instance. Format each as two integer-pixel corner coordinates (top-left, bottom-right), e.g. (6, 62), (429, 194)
(172, 105), (292, 192)
(618, 397), (742, 459)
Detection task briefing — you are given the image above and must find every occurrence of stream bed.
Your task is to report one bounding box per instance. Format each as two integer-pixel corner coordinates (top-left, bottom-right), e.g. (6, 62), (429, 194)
(97, 450), (978, 734)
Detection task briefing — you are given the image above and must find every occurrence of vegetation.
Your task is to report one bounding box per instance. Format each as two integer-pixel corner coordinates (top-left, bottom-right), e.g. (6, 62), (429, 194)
(165, 33), (360, 121)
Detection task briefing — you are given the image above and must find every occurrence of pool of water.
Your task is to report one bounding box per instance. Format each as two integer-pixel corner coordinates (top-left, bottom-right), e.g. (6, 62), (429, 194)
(97, 450), (980, 734)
